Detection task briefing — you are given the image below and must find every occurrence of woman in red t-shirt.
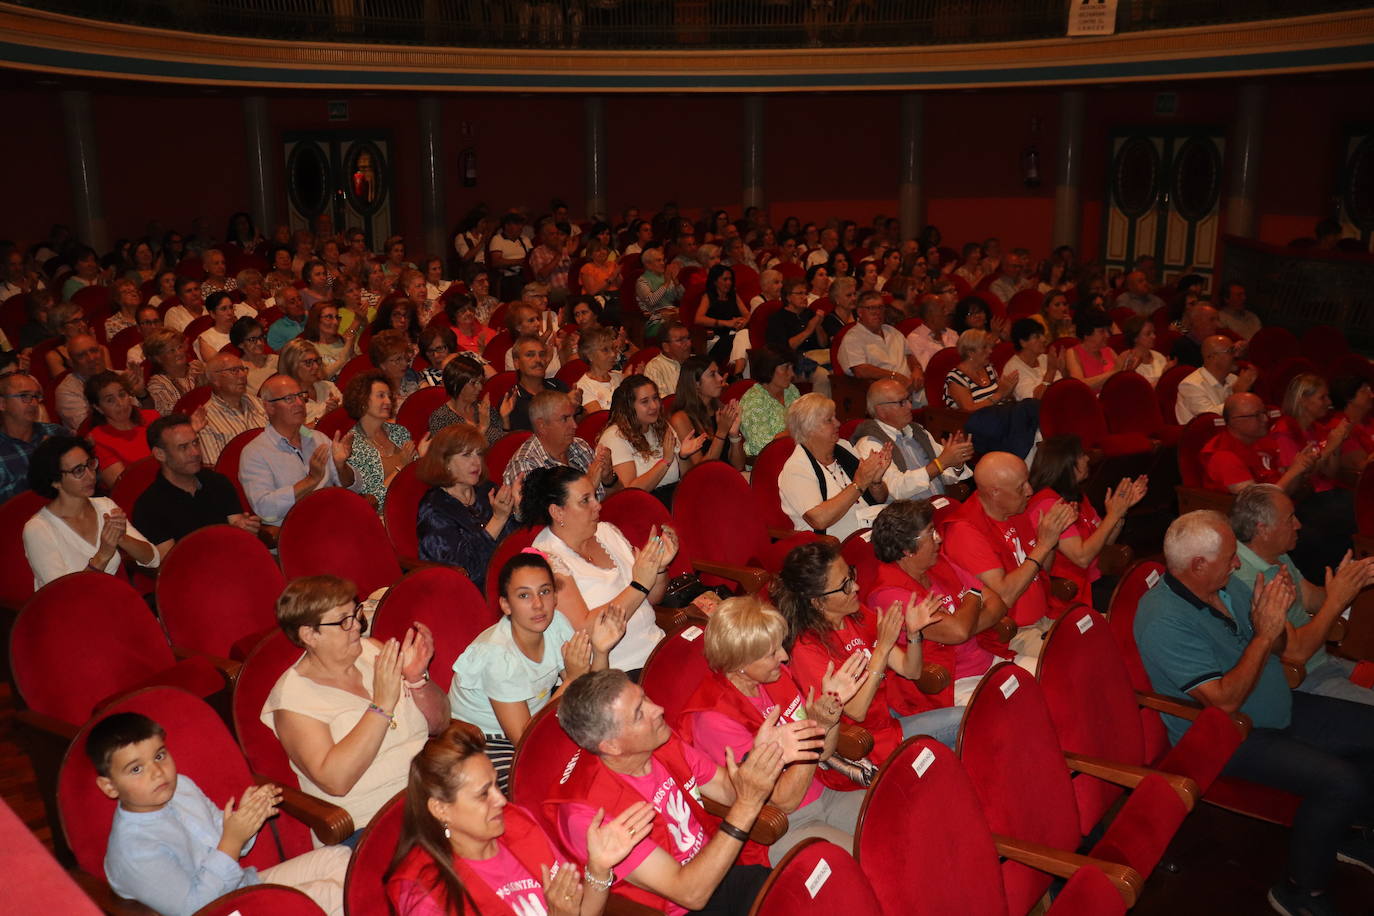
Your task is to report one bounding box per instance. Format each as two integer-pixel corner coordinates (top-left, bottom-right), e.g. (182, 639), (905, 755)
(774, 540), (959, 764)
(1329, 374), (1374, 484)
(387, 722), (650, 916)
(85, 370), (160, 489)
(1026, 435), (1146, 613)
(1272, 373), (1351, 493)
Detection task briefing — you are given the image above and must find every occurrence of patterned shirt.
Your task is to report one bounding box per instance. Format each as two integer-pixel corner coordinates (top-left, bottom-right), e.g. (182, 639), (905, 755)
(0, 421), (64, 502)
(347, 422), (412, 514)
(528, 245), (572, 292)
(502, 434), (603, 500)
(739, 382), (799, 458)
(198, 393), (267, 466)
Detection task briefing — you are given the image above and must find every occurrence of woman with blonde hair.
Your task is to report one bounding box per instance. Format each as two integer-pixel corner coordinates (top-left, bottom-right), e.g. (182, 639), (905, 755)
(279, 338), (342, 426)
(1273, 373), (1349, 493)
(778, 393), (891, 540)
(144, 328), (200, 415)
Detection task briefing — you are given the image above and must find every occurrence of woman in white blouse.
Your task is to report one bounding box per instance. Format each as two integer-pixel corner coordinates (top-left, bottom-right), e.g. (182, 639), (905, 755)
(573, 326), (622, 414)
(778, 393), (892, 541)
(194, 291), (237, 361)
(21, 435), (160, 589)
(523, 465), (672, 674)
(598, 374), (707, 503)
(1120, 315), (1173, 387)
(279, 338), (342, 427)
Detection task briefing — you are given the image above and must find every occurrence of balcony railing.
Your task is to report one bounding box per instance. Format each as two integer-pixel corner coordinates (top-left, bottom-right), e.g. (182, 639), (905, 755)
(14, 0), (1374, 49)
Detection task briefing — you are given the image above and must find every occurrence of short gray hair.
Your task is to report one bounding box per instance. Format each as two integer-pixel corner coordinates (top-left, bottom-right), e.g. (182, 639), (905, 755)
(1163, 510), (1226, 573)
(957, 328), (991, 360)
(786, 392), (835, 442)
(558, 669), (632, 753)
(1230, 484), (1284, 543)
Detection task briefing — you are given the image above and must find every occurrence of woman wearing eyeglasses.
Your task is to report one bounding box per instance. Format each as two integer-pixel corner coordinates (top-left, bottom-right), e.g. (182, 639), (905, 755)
(230, 317), (278, 397)
(773, 539), (961, 765)
(22, 434), (160, 588)
(279, 339), (342, 427)
(262, 574), (449, 844)
(303, 300), (359, 381)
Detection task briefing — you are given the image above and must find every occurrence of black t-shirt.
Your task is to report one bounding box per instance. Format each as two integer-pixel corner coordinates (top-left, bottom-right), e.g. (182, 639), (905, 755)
(507, 378), (571, 432)
(766, 307), (821, 353)
(132, 469), (244, 545)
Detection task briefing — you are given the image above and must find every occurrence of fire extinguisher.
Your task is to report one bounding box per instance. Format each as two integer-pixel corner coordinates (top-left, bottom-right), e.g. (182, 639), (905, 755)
(1022, 145), (1041, 189)
(461, 147), (477, 188)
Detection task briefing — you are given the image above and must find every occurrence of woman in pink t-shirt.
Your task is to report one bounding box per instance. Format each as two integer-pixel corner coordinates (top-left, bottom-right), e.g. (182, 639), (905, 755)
(1026, 435), (1146, 613)
(1065, 307), (1134, 392)
(388, 722), (651, 916)
(1272, 373), (1350, 493)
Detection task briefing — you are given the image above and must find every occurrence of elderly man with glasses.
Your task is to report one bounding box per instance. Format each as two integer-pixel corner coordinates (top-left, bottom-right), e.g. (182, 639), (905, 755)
(197, 352), (268, 465)
(1175, 334), (1258, 424)
(0, 372), (64, 501)
(239, 374), (354, 524)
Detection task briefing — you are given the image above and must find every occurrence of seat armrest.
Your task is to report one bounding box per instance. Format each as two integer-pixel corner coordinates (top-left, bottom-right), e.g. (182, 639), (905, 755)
(944, 481), (971, 502)
(1281, 660), (1305, 689)
(171, 647), (242, 684)
(257, 776), (355, 846)
(256, 525), (280, 550)
(916, 662), (950, 695)
(835, 723), (874, 760)
(1098, 544), (1134, 577)
(767, 526), (803, 541)
(992, 834), (1143, 908)
(1062, 752), (1199, 810)
(1050, 577), (1079, 602)
(653, 605), (689, 632)
(398, 555), (444, 573)
(1134, 690), (1252, 737)
(700, 798), (788, 845)
(15, 708), (80, 742)
(691, 560), (771, 596)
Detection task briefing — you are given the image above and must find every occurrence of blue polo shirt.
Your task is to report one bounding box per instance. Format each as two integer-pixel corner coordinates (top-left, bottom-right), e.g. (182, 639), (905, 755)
(1235, 542), (1329, 675)
(1134, 572), (1292, 743)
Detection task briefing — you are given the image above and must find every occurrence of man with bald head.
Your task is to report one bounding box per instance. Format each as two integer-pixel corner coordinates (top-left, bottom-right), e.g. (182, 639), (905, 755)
(942, 452), (1077, 657)
(54, 332), (109, 430)
(1175, 334), (1257, 424)
(1114, 269), (1165, 318)
(1135, 510), (1374, 912)
(1202, 393), (1315, 496)
(851, 378), (972, 500)
(238, 373), (353, 524)
(1170, 302), (1222, 368)
(197, 351), (267, 465)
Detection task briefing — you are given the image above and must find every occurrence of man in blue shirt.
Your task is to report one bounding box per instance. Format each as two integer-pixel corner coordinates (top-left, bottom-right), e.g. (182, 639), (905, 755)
(0, 372), (64, 502)
(1135, 510), (1374, 916)
(239, 374), (353, 524)
(266, 286), (307, 351)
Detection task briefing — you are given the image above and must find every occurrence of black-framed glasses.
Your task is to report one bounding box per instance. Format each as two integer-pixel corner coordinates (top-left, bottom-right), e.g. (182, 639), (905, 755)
(264, 390), (309, 404)
(315, 603), (367, 633)
(2, 391), (41, 403)
(816, 566), (857, 599)
(299, 356), (322, 368)
(60, 457), (99, 478)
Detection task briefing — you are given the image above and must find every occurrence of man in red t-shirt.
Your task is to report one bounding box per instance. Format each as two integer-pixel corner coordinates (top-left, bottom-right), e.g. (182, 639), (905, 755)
(942, 452), (1076, 659)
(1201, 393), (1317, 494)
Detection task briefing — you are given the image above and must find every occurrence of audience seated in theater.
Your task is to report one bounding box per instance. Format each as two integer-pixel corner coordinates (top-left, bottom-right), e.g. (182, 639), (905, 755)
(600, 375), (701, 504)
(1032, 289), (1075, 342)
(1329, 373), (1374, 477)
(88, 712), (351, 916)
(904, 295), (959, 372)
(950, 295), (1004, 340)
(867, 499), (1024, 708)
(451, 553), (627, 792)
(1119, 314), (1172, 386)
(941, 452), (1076, 659)
(502, 390), (612, 501)
(300, 260), (333, 311)
(523, 466), (668, 673)
(370, 329), (426, 407)
(988, 248), (1032, 305)
(163, 276), (208, 335)
(634, 246), (683, 339)
(853, 379), (972, 500)
(575, 327), (623, 415)
(276, 339), (339, 428)
(302, 300), (358, 381)
(804, 264), (831, 307)
(1203, 393), (1316, 497)
(103, 277), (142, 341)
(0, 371), (63, 502)
(1004, 317), (1059, 400)
(1218, 281), (1262, 340)
(766, 278), (831, 398)
(1133, 511), (1374, 914)
(696, 264), (750, 367)
(198, 352), (268, 466)
(775, 539), (962, 759)
(144, 328), (201, 416)
(738, 347), (798, 459)
(501, 302), (565, 378)
(838, 290), (920, 390)
(198, 249), (239, 298)
(262, 575), (450, 840)
(1026, 434), (1146, 612)
(1272, 374), (1350, 491)
(669, 356), (745, 472)
(55, 333), (116, 431)
(23, 434), (160, 588)
(1171, 303), (1223, 369)
(387, 723), (646, 916)
(1176, 335), (1257, 423)
(230, 317), (278, 397)
(236, 269), (273, 318)
(133, 413), (259, 549)
(528, 219), (577, 306)
(359, 261), (392, 316)
(373, 297), (423, 352)
(121, 304), (161, 370)
(267, 286), (308, 351)
(549, 668), (798, 915)
(343, 369), (423, 514)
(448, 296), (496, 358)
(643, 320), (693, 406)
(1230, 484), (1374, 706)
(415, 424), (518, 590)
(414, 324), (456, 389)
(239, 374), (354, 525)
(1064, 307), (1131, 392)
(779, 393), (891, 540)
(85, 370), (160, 488)
(820, 276), (856, 340)
(580, 238), (623, 305)
(429, 355), (500, 444)
(1113, 269), (1165, 318)
(680, 596), (865, 862)
(194, 292), (238, 362)
(504, 335), (573, 434)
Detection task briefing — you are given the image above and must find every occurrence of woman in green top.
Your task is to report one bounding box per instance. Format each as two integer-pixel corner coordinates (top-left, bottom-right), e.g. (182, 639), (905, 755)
(740, 345), (800, 458)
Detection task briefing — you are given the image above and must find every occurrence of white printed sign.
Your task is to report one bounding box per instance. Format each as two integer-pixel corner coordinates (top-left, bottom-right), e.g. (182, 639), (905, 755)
(805, 858), (833, 898)
(1076, 615), (1093, 634)
(999, 676), (1019, 700)
(680, 626), (704, 641)
(1067, 0), (1118, 36)
(912, 746), (936, 777)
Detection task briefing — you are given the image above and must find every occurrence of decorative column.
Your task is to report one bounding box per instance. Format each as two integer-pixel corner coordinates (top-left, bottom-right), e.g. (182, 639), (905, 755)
(742, 95), (764, 213)
(584, 96), (607, 221)
(60, 90), (107, 253)
(898, 93), (924, 244)
(1226, 83), (1266, 239)
(243, 96), (276, 236)
(1052, 89), (1085, 251)
(418, 97), (447, 261)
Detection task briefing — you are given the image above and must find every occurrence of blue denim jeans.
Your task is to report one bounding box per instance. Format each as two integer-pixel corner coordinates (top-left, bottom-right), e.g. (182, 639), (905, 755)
(897, 704), (965, 750)
(1296, 656), (1374, 706)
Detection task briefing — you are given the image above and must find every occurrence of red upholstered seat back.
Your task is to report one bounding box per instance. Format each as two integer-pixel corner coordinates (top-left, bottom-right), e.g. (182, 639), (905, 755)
(841, 529), (879, 601)
(334, 354), (373, 392)
(278, 487), (401, 597)
(1299, 324), (1348, 363)
(484, 430), (532, 485)
(59, 687), (283, 881)
(171, 384), (213, 417)
(625, 346), (658, 376)
(109, 455), (161, 515)
(640, 625), (710, 730)
(313, 407), (353, 440)
(1177, 413), (1222, 488)
(508, 700), (580, 854)
(214, 427), (261, 511)
(1040, 378), (1108, 447)
(233, 629), (305, 789)
(1101, 371), (1165, 437)
(12, 572), (178, 725)
(108, 326), (142, 369)
(555, 357), (588, 387)
(855, 737), (1009, 916)
(753, 839), (882, 916)
(157, 525), (283, 658)
(750, 436), (798, 531)
(484, 525), (539, 615)
(0, 490), (44, 610)
(478, 369), (518, 407)
(575, 409), (610, 444)
(722, 378), (756, 405)
(382, 462), (429, 562)
(1037, 606), (1144, 833)
(599, 488), (690, 577)
(673, 462), (771, 586)
(957, 664), (1082, 916)
(394, 385), (448, 440)
(747, 300), (783, 351)
(1007, 289), (1042, 318)
(343, 791), (404, 916)
(372, 567), (497, 693)
(1245, 326), (1299, 370)
(1154, 363), (1193, 422)
(1260, 356), (1318, 406)
(188, 885), (324, 915)
(923, 347), (961, 407)
(1105, 560), (1171, 761)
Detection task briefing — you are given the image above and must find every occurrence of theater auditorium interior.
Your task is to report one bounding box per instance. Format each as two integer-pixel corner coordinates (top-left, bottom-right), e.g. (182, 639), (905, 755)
(2, 2), (1374, 915)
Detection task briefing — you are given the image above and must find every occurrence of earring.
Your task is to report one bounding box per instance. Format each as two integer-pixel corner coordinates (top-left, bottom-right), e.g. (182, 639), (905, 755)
(442, 821), (451, 839)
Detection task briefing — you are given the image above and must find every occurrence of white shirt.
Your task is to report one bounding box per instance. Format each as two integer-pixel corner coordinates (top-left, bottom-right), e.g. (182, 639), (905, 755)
(1176, 366), (1235, 424)
(194, 327), (231, 361)
(1133, 350), (1169, 387)
(22, 496), (160, 588)
(165, 303), (255, 334)
(905, 325), (958, 370)
(599, 423), (681, 489)
(852, 419), (969, 500)
(805, 248), (833, 269)
(838, 324), (908, 376)
(574, 371), (622, 412)
(644, 354), (682, 400)
(778, 440), (879, 541)
(1006, 353), (1049, 401)
(448, 613), (575, 736)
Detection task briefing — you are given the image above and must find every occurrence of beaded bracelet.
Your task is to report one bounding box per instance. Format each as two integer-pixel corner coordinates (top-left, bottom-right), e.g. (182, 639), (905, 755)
(584, 869), (615, 891)
(367, 703), (397, 729)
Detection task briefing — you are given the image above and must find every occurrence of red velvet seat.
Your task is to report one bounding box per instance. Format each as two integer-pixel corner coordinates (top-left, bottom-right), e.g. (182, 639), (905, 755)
(575, 408), (610, 444)
(108, 325), (143, 369)
(555, 357), (588, 387)
(750, 436), (799, 531)
(640, 624), (710, 729)
(1299, 324), (1348, 364)
(840, 528), (880, 601)
(371, 566), (497, 693)
(1154, 363), (1193, 423)
(171, 384), (213, 418)
(1177, 412), (1223, 488)
(11, 572), (227, 727)
(1007, 288), (1042, 318)
(747, 300), (783, 351)
(333, 353), (373, 392)
(722, 378), (756, 405)
(508, 700), (579, 855)
(342, 791), (404, 916)
(957, 664), (1186, 913)
(109, 454), (162, 516)
(1040, 378), (1153, 458)
(990, 339), (1015, 374)
(214, 427), (261, 512)
(599, 488), (686, 572)
(1245, 326), (1300, 370)
(191, 885), (325, 916)
(382, 462), (431, 566)
(158, 525), (283, 660)
(483, 330), (513, 367)
(855, 736), (1129, 916)
(484, 430), (532, 483)
(751, 839), (882, 916)
(0, 490), (44, 611)
(278, 487), (402, 597)
(1100, 370), (1181, 446)
(478, 369), (518, 408)
(625, 345), (659, 376)
(923, 347), (961, 407)
(483, 525), (539, 615)
(393, 384), (448, 441)
(1259, 355), (1318, 406)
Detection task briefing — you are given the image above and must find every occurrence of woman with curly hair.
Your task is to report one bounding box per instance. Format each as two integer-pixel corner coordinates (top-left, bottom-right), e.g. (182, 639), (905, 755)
(597, 375), (706, 505)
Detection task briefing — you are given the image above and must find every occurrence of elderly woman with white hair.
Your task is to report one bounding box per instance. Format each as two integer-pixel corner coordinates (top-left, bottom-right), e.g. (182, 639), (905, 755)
(777, 392), (892, 540)
(943, 328), (1018, 412)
